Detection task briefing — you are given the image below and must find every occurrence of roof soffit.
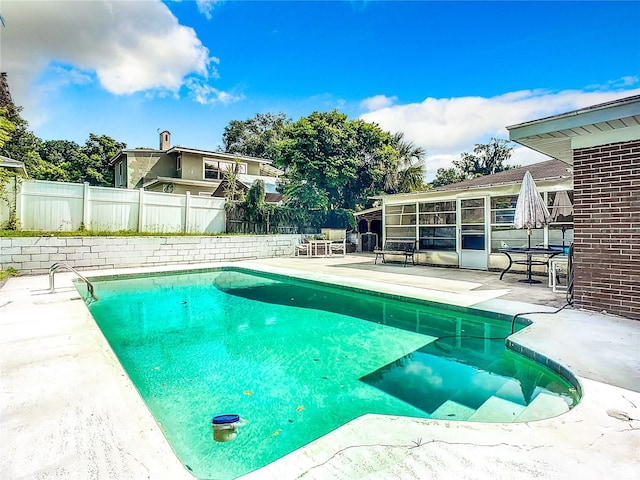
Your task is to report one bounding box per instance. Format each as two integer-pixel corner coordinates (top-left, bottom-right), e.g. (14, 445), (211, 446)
(507, 96), (640, 163)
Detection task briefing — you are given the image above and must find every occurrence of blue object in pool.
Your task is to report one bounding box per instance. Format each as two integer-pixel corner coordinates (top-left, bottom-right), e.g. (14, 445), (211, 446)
(212, 414), (241, 442)
(212, 414), (240, 425)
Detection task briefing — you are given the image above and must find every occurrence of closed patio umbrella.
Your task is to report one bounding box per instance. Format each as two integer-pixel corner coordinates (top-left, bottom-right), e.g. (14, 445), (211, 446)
(551, 190), (573, 221)
(551, 190), (573, 246)
(514, 171), (551, 249)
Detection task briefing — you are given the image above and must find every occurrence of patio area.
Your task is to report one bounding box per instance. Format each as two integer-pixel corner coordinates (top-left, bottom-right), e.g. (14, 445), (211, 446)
(1, 254), (638, 479)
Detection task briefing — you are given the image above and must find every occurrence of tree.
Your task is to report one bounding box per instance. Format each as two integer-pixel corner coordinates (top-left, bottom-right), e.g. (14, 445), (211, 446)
(277, 111), (396, 211)
(429, 167), (466, 188)
(0, 90), (21, 229)
(0, 107), (15, 148)
(455, 138), (515, 178)
(0, 77), (45, 175)
(242, 179), (272, 231)
(221, 112), (290, 161)
(81, 134), (126, 186)
(429, 138), (516, 187)
(222, 159), (245, 202)
(385, 132), (426, 194)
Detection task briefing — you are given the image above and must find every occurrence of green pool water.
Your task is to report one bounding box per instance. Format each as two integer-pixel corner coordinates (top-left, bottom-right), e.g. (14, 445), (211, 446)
(84, 267), (579, 479)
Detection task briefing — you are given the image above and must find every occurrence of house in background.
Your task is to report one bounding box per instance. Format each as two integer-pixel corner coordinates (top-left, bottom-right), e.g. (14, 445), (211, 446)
(508, 94), (640, 320)
(211, 175), (283, 204)
(377, 158), (573, 272)
(0, 154), (27, 176)
(108, 130), (282, 196)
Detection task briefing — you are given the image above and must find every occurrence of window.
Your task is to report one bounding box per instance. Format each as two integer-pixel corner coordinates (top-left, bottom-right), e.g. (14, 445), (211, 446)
(117, 161), (124, 186)
(491, 195), (516, 224)
(204, 159), (247, 180)
(177, 154), (182, 171)
(385, 203), (416, 240)
(489, 195), (523, 251)
(418, 201), (456, 250)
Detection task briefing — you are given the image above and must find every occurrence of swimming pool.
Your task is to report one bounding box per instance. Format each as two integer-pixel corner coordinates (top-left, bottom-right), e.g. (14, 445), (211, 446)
(83, 267), (579, 479)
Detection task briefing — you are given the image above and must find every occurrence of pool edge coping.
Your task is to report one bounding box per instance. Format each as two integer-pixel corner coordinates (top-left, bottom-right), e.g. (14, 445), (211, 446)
(3, 260), (638, 480)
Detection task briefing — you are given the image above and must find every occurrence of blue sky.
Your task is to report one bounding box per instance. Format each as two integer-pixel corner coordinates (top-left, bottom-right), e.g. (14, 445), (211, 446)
(2, 0), (639, 179)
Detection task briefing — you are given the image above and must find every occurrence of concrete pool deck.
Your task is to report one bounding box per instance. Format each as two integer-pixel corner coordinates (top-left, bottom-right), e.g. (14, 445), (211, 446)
(1, 254), (638, 479)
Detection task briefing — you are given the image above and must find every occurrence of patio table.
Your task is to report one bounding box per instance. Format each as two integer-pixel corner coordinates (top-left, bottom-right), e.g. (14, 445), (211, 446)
(499, 247), (563, 284)
(307, 239), (333, 257)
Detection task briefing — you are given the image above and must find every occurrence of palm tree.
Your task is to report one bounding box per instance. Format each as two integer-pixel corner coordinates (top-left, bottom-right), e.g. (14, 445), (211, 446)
(385, 132), (426, 193)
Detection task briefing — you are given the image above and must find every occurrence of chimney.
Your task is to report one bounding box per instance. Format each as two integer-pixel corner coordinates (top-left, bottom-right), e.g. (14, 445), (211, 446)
(159, 130), (171, 150)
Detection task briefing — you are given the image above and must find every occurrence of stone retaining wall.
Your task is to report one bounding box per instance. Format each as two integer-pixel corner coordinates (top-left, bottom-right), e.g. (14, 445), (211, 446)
(0, 235), (299, 275)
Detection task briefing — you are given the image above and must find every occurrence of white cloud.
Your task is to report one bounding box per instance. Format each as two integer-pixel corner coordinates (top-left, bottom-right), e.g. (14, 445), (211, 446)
(1, 0), (232, 126)
(360, 84), (640, 180)
(186, 79), (245, 105)
(360, 94), (397, 111)
(196, 0), (225, 19)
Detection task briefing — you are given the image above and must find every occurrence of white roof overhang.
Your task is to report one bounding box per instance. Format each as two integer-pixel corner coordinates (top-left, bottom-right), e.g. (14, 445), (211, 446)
(142, 177), (221, 189)
(507, 95), (640, 164)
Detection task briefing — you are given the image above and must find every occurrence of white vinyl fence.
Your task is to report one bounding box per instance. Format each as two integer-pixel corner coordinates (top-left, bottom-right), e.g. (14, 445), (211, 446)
(2, 179), (226, 233)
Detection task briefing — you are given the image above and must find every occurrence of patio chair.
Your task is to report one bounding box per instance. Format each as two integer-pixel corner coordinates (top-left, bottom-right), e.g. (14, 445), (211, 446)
(295, 242), (309, 256)
(330, 238), (346, 256)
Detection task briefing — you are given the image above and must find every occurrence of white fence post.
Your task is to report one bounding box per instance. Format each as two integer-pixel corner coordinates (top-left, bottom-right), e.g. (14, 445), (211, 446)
(16, 177), (23, 229)
(138, 188), (144, 233)
(82, 182), (90, 229)
(184, 191), (191, 233)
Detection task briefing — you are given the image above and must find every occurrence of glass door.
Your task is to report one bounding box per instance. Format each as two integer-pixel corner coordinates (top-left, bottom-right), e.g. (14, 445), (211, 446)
(459, 198), (488, 270)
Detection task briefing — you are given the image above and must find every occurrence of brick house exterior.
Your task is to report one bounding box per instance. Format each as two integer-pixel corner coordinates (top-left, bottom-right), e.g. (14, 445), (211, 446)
(572, 140), (639, 319)
(508, 96), (640, 320)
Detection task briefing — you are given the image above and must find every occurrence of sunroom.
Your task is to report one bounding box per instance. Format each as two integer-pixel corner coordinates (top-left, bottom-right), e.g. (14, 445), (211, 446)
(378, 159), (573, 272)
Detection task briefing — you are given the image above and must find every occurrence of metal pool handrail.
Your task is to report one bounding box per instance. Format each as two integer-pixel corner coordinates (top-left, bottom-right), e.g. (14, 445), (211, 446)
(49, 262), (98, 302)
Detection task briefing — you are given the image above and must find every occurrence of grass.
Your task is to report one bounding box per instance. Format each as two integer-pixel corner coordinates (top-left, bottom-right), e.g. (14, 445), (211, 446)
(0, 267), (18, 288)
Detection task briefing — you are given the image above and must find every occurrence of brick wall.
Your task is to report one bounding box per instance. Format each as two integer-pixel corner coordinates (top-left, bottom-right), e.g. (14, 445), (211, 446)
(0, 235), (299, 275)
(572, 139), (640, 319)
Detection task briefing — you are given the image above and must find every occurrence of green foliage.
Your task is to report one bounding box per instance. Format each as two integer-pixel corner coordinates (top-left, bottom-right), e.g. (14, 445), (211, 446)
(277, 110), (396, 211)
(0, 89), (45, 174)
(386, 131), (427, 194)
(0, 132), (125, 186)
(324, 208), (356, 230)
(0, 267), (19, 283)
(430, 167), (466, 188)
(227, 198), (355, 234)
(243, 179), (268, 224)
(222, 112), (290, 161)
(82, 134), (126, 186)
(35, 134), (125, 185)
(0, 168), (22, 230)
(430, 138), (517, 188)
(280, 181), (329, 210)
(0, 107), (16, 148)
(222, 159), (245, 201)
(455, 138), (515, 177)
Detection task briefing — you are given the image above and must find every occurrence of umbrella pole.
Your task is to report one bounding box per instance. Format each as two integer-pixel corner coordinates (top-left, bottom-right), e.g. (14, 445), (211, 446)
(527, 228), (532, 283)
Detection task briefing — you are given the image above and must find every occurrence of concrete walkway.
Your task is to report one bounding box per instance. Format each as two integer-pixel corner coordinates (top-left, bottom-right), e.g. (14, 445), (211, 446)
(1, 255), (638, 480)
